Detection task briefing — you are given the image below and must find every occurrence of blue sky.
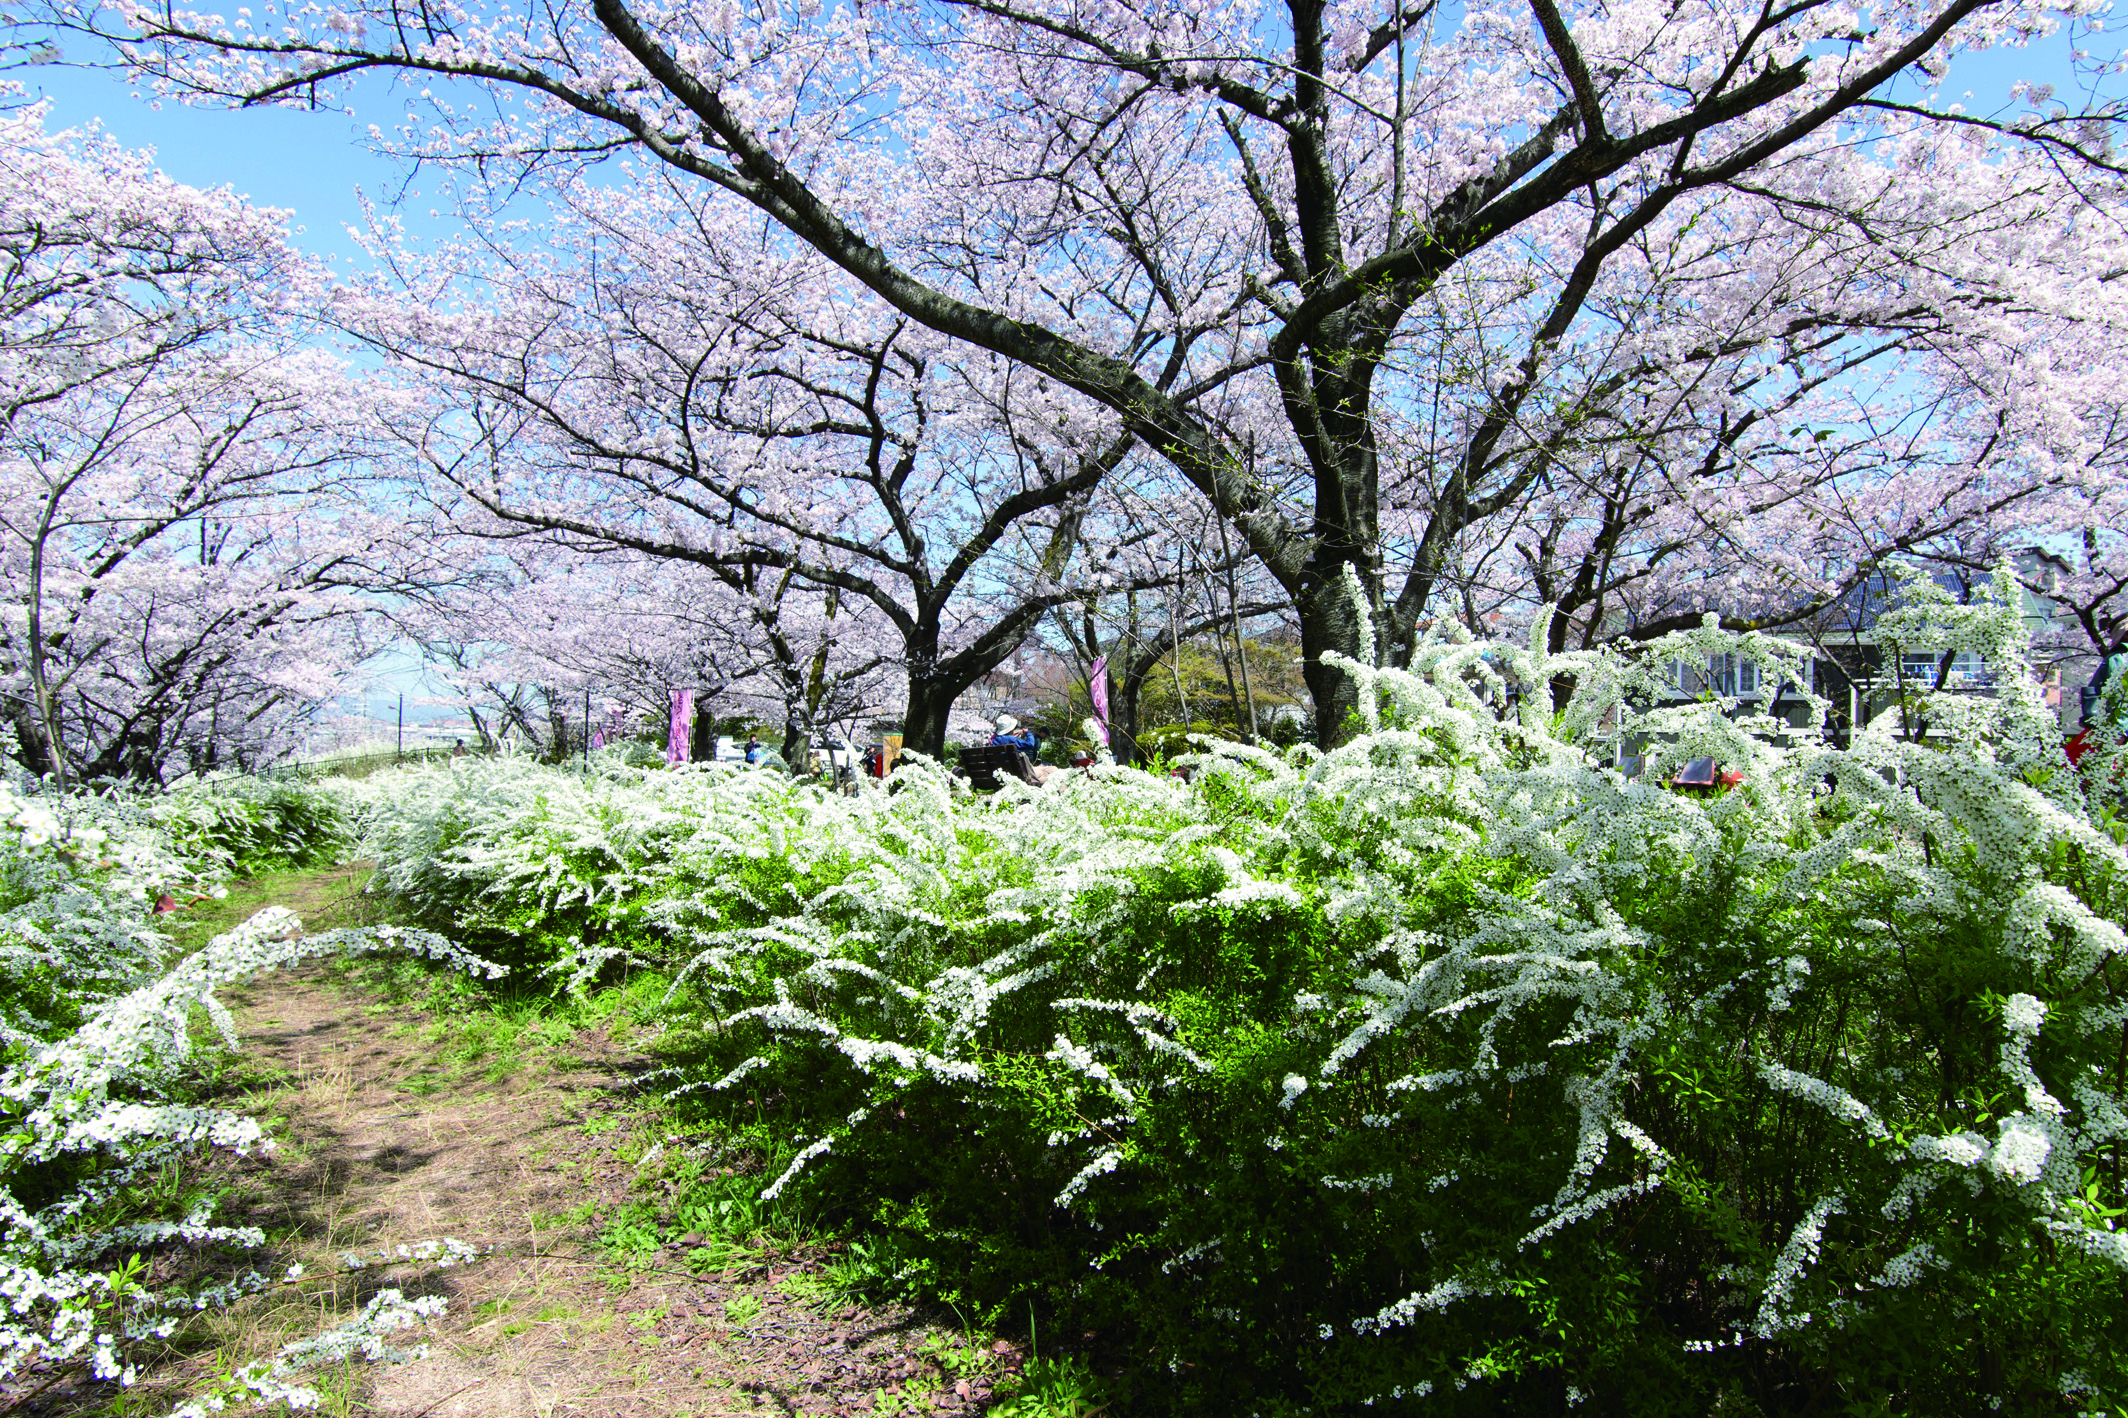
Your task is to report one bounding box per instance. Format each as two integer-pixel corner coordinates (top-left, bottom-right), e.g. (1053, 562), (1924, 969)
(16, 21), (2115, 723)
(20, 64), (488, 268)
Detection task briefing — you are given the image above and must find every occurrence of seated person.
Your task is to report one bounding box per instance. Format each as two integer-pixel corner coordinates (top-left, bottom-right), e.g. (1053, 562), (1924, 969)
(989, 714), (1040, 753)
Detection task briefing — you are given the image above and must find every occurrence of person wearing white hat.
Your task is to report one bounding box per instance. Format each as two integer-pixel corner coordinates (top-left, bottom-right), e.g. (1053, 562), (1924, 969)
(989, 715), (1040, 753)
(986, 713), (1055, 784)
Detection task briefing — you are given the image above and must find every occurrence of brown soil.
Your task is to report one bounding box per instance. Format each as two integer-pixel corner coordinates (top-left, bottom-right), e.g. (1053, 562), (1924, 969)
(4, 875), (1023, 1418)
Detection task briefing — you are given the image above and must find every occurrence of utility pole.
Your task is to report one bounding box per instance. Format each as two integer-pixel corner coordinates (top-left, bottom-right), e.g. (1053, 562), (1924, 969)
(396, 692), (404, 762)
(1214, 513), (1259, 742)
(583, 687), (592, 770)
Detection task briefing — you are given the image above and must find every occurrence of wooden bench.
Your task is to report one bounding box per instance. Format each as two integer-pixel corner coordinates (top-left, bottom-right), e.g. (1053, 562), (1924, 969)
(955, 744), (1035, 790)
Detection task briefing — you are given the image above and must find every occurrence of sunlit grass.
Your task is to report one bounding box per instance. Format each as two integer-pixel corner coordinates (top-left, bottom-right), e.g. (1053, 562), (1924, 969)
(174, 862), (381, 943)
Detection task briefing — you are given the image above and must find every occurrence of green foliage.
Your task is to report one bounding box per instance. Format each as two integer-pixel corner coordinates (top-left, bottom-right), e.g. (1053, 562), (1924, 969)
(1130, 636), (1308, 743)
(151, 774), (353, 876)
(594, 1144), (812, 1288)
(350, 580), (2128, 1415)
(989, 1356), (1110, 1418)
(1130, 719), (1249, 762)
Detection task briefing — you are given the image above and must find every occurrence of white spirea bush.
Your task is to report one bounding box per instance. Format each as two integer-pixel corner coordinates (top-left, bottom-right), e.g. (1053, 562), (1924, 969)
(143, 772), (358, 878)
(352, 568), (2128, 1413)
(0, 776), (227, 1050)
(0, 765), (501, 1404)
(0, 766), (368, 1054)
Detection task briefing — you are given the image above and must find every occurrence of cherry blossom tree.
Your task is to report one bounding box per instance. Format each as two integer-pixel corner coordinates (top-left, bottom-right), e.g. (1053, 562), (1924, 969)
(343, 186), (1171, 754)
(38, 0), (2128, 739)
(391, 536), (901, 759)
(0, 107), (383, 782)
(1372, 145), (2128, 680)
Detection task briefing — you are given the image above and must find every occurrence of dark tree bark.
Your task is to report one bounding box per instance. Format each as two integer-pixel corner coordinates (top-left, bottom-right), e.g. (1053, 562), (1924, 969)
(692, 698), (717, 762)
(4, 702), (55, 778)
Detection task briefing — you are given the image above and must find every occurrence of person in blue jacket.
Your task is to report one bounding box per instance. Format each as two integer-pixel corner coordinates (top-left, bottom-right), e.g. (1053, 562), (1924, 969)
(989, 714), (1040, 754)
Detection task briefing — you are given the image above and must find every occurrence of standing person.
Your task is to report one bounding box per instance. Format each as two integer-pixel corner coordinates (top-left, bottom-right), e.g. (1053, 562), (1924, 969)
(451, 738), (466, 759)
(744, 735), (763, 765)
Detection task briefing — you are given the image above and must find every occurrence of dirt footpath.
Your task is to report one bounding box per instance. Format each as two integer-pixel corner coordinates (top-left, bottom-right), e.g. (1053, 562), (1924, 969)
(209, 962), (1009, 1418)
(0, 869), (1040, 1418)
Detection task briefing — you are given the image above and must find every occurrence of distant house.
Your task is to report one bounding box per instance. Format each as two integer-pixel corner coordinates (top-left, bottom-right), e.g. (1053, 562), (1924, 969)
(1640, 551), (2080, 749)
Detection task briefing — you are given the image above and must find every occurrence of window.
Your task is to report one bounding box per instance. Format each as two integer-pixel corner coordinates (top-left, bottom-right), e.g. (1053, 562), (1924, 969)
(1707, 653), (1761, 698)
(1898, 650), (1986, 688)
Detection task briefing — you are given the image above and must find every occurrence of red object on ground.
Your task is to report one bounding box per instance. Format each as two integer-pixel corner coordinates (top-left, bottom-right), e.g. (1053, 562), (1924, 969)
(154, 893), (177, 914)
(2067, 730), (2092, 766)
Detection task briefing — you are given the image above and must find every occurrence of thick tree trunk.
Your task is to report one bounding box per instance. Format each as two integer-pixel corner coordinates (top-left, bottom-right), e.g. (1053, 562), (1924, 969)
(1295, 550), (1379, 748)
(1110, 660), (1151, 765)
(1283, 359), (1386, 747)
(901, 607), (1051, 758)
(5, 703), (55, 777)
(548, 693), (574, 764)
(902, 672), (955, 759)
(691, 698), (717, 762)
(80, 726), (165, 785)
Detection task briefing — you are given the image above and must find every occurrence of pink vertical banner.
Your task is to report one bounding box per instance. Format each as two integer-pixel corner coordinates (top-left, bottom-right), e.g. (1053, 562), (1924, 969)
(667, 689), (694, 764)
(1088, 655), (1110, 746)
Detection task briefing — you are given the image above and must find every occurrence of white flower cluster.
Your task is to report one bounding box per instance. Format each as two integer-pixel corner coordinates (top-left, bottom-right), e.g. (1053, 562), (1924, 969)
(0, 767), (282, 1050)
(344, 564), (2128, 1392)
(1351, 1278), (1485, 1337)
(1753, 1193), (1845, 1337)
(2, 788), (66, 851)
(162, 1289), (449, 1418)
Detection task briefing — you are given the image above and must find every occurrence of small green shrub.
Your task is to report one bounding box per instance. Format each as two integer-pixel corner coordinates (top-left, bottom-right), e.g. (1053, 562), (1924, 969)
(990, 1355), (1109, 1418)
(1132, 719), (1248, 762)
